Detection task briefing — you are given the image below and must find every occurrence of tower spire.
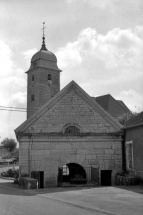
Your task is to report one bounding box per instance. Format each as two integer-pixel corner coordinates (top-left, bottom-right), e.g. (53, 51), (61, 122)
(41, 22), (47, 51)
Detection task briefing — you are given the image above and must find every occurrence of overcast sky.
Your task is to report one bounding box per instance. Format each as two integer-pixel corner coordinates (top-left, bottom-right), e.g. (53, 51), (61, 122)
(0, 0), (143, 141)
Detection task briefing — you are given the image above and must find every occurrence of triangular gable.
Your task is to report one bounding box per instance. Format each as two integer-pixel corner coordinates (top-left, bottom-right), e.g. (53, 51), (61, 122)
(15, 81), (123, 135)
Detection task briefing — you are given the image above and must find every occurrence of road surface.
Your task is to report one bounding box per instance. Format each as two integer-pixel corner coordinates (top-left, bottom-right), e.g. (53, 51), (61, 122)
(0, 178), (143, 215)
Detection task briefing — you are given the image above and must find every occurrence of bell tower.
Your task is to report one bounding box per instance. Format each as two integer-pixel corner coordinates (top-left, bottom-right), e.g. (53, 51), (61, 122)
(26, 23), (61, 118)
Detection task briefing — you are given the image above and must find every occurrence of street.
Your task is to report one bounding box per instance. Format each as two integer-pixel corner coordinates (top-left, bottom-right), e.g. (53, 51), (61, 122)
(0, 178), (143, 215)
(0, 178), (106, 215)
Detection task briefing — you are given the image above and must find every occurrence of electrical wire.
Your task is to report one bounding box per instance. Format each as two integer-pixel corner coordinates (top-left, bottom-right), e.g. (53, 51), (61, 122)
(0, 106), (26, 110)
(0, 108), (26, 112)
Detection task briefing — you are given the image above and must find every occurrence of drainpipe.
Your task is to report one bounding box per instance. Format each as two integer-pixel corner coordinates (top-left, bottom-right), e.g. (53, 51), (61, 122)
(28, 134), (33, 177)
(121, 130), (126, 173)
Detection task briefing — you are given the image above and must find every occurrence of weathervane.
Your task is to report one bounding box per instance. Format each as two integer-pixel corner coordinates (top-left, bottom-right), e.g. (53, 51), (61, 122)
(42, 22), (46, 37)
(41, 22), (47, 51)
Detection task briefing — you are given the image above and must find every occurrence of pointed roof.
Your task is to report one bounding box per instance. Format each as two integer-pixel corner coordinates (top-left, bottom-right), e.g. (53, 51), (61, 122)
(40, 34), (47, 51)
(31, 22), (57, 63)
(15, 81), (123, 135)
(93, 94), (130, 119)
(41, 22), (47, 51)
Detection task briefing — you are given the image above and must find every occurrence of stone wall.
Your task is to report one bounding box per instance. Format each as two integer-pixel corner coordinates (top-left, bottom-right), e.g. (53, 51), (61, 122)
(19, 135), (122, 187)
(25, 88), (117, 134)
(27, 68), (60, 118)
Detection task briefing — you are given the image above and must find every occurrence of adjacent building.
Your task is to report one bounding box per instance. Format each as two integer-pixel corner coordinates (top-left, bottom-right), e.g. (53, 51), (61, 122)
(93, 94), (131, 122)
(125, 112), (143, 181)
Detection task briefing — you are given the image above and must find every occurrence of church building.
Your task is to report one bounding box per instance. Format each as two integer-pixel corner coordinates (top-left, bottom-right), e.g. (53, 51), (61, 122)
(15, 30), (124, 188)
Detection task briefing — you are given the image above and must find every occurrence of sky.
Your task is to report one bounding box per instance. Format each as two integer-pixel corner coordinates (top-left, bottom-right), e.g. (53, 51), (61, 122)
(0, 0), (143, 141)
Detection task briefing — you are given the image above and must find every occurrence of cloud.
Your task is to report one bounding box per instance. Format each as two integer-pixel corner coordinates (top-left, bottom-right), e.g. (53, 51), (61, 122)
(57, 43), (82, 69)
(56, 28), (97, 69)
(0, 40), (27, 140)
(116, 89), (143, 112)
(57, 26), (143, 112)
(9, 92), (27, 107)
(134, 25), (143, 39)
(96, 27), (143, 71)
(66, 0), (110, 8)
(57, 26), (143, 75)
(0, 40), (14, 77)
(67, 0), (143, 12)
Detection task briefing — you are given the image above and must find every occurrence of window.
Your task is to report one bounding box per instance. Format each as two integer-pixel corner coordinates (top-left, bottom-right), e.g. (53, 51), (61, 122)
(48, 74), (52, 81)
(32, 75), (34, 81)
(31, 95), (35, 102)
(63, 123), (81, 135)
(126, 141), (134, 170)
(62, 165), (69, 175)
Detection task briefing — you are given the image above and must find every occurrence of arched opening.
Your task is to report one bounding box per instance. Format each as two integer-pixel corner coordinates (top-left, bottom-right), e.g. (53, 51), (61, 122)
(62, 123), (81, 135)
(62, 163), (87, 184)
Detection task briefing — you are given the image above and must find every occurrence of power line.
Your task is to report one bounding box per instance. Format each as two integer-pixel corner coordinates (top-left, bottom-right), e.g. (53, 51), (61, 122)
(0, 106), (27, 110)
(0, 108), (26, 112)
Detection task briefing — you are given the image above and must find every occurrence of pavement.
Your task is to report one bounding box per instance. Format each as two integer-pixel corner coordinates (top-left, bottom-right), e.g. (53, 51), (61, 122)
(0, 178), (143, 215)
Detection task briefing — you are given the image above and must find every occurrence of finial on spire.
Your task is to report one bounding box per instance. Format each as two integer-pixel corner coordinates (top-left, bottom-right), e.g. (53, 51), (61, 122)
(41, 22), (47, 51)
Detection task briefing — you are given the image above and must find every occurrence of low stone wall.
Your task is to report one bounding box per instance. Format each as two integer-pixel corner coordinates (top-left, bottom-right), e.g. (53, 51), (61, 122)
(19, 177), (37, 189)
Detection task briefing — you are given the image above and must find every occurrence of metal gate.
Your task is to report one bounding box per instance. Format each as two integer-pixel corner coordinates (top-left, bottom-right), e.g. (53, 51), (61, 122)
(91, 166), (99, 185)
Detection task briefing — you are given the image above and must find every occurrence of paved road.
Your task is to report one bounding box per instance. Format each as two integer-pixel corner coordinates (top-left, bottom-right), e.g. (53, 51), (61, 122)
(0, 178), (105, 215)
(0, 178), (143, 215)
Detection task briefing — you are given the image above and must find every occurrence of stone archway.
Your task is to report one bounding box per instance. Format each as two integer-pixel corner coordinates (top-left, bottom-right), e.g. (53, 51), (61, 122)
(62, 163), (87, 184)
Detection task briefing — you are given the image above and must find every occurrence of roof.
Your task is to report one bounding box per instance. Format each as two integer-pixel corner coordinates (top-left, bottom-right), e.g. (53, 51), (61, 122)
(125, 111), (143, 128)
(15, 81), (123, 135)
(117, 100), (130, 112)
(92, 94), (130, 119)
(31, 50), (57, 62)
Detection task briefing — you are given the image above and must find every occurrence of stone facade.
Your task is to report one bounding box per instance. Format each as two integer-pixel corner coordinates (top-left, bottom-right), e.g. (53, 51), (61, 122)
(16, 81), (123, 187)
(19, 135), (122, 187)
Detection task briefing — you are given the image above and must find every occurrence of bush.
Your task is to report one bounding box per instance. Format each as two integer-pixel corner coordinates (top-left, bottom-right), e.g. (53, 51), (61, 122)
(1, 169), (19, 178)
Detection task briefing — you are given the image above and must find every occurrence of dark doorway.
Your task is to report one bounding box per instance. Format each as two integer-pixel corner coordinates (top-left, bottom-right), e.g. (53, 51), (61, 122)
(91, 166), (99, 185)
(62, 163), (87, 184)
(38, 171), (44, 188)
(101, 170), (112, 186)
